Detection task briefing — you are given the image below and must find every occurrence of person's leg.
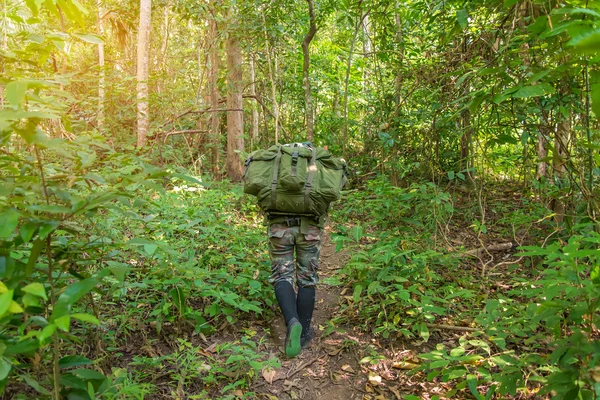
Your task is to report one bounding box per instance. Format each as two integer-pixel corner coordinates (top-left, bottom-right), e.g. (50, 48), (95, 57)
(296, 225), (322, 348)
(268, 224), (302, 357)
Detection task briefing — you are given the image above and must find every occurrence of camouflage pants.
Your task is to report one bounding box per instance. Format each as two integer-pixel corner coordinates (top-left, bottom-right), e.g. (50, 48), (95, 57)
(268, 223), (322, 288)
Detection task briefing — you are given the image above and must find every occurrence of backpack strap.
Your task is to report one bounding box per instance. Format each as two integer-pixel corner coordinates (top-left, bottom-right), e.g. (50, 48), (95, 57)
(304, 146), (317, 211)
(271, 145), (283, 206)
(291, 144), (299, 177)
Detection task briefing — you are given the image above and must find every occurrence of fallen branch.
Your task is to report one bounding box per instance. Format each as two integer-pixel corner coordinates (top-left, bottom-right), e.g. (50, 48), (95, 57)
(285, 356), (320, 379)
(463, 242), (513, 258)
(159, 108), (243, 129)
(425, 323), (479, 332)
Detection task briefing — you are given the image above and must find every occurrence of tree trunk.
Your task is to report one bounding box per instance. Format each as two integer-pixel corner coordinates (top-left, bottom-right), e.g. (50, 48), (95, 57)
(136, 0), (151, 148)
(342, 12), (366, 151)
(552, 118), (569, 223)
(97, 0), (105, 131)
(160, 1), (170, 73)
(302, 0), (317, 142)
(208, 8), (221, 177)
(226, 11), (244, 181)
(249, 52), (260, 147)
(262, 10), (279, 144)
(393, 1), (405, 115)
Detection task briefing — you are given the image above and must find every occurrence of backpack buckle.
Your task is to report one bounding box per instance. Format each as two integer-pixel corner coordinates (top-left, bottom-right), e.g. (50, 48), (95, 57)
(284, 216), (300, 227)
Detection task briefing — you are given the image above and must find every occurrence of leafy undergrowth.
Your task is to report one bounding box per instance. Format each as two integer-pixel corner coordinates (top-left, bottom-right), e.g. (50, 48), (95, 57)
(85, 182), (281, 399)
(1, 134), (280, 399)
(326, 177), (600, 400)
(2, 138), (598, 399)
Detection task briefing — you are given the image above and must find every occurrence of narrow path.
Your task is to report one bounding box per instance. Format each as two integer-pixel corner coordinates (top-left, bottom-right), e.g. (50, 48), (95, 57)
(252, 228), (367, 399)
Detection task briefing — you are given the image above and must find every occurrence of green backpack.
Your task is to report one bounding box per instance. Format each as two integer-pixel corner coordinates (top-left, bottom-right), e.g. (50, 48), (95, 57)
(243, 143), (348, 216)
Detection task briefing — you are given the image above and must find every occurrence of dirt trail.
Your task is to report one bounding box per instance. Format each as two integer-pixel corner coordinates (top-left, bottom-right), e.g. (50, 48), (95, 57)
(252, 229), (368, 400)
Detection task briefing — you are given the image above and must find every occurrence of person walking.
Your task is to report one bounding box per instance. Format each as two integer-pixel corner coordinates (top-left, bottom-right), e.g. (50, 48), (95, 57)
(242, 141), (346, 358)
(267, 214), (323, 357)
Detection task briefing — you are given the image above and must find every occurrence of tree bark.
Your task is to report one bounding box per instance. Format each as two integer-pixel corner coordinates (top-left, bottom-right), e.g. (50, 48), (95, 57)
(302, 0), (317, 142)
(249, 52), (260, 147)
(208, 6), (221, 177)
(553, 118), (569, 223)
(97, 0), (105, 131)
(226, 10), (245, 181)
(160, 1), (170, 74)
(136, 0), (152, 147)
(262, 10), (279, 144)
(393, 1), (405, 116)
(342, 12), (367, 151)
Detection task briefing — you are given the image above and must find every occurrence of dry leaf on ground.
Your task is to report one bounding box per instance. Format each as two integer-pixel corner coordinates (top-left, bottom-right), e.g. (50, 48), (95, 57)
(262, 367), (277, 384)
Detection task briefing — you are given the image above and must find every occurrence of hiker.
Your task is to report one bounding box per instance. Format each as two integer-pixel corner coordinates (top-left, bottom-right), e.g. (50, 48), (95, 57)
(267, 213), (323, 357)
(243, 142), (347, 358)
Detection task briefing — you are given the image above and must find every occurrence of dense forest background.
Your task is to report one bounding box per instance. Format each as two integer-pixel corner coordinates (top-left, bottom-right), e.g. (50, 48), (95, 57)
(1, 0), (599, 398)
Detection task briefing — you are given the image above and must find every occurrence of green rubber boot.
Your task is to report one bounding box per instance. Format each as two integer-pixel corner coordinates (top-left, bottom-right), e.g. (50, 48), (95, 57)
(285, 318), (303, 358)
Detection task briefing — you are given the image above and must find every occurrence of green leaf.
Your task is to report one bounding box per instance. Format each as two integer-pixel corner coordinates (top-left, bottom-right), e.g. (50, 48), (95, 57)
(512, 84), (555, 98)
(143, 244), (157, 255)
(59, 355), (92, 369)
(172, 173), (204, 186)
(353, 285), (363, 303)
(591, 70), (600, 119)
(5, 81), (28, 109)
(22, 374), (51, 395)
(71, 368), (106, 381)
(540, 21), (590, 39)
(0, 290), (14, 317)
(88, 381), (96, 400)
(4, 339), (39, 355)
(352, 225), (363, 242)
(72, 33), (103, 44)
(26, 239), (44, 277)
(567, 28), (600, 54)
(20, 222), (37, 243)
(592, 266), (600, 285)
(55, 315), (71, 332)
(0, 359), (11, 381)
(22, 283), (48, 300)
(38, 324), (57, 342)
(467, 374), (484, 400)
(71, 313), (100, 326)
(551, 7), (600, 19)
(169, 288), (187, 313)
(38, 221), (60, 240)
(450, 347), (465, 357)
(456, 9), (468, 29)
(448, 171), (455, 180)
(0, 209), (20, 239)
(52, 278), (98, 320)
(419, 322), (430, 342)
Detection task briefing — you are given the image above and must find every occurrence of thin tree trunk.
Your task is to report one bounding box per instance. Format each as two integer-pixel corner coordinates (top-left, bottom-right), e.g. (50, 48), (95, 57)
(160, 1), (170, 73)
(302, 0), (317, 141)
(226, 10), (244, 181)
(208, 7), (221, 177)
(553, 118), (569, 223)
(394, 1), (404, 115)
(136, 0), (152, 147)
(536, 131), (548, 179)
(195, 33), (207, 150)
(459, 35), (472, 179)
(342, 13), (365, 151)
(249, 52), (260, 147)
(262, 11), (279, 144)
(97, 0), (105, 131)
